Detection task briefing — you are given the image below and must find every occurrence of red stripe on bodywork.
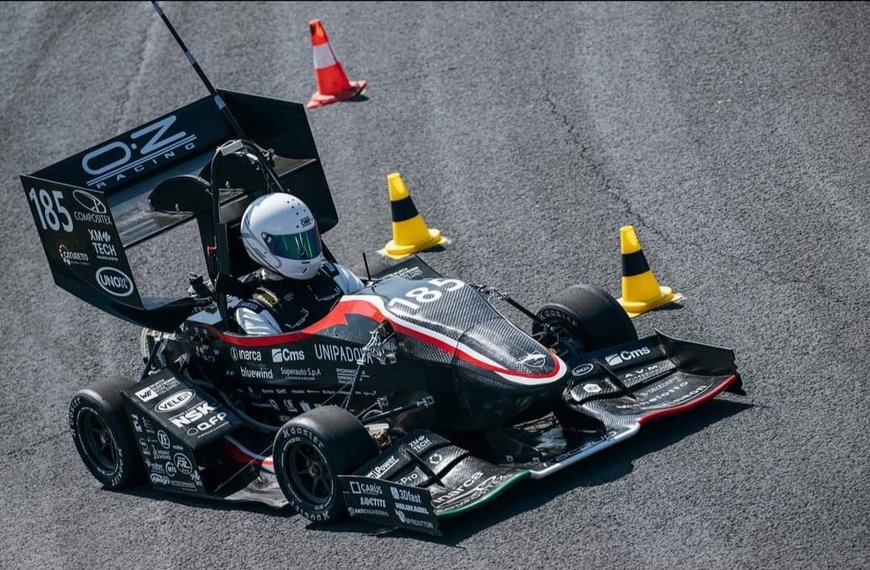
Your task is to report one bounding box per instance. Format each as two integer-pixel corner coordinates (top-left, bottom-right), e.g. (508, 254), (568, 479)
(206, 300), (385, 346)
(220, 439), (273, 467)
(206, 298), (561, 381)
(390, 321), (559, 380)
(637, 374), (738, 425)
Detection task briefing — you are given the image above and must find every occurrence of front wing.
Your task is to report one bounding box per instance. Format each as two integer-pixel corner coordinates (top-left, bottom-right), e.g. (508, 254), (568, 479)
(339, 332), (742, 535)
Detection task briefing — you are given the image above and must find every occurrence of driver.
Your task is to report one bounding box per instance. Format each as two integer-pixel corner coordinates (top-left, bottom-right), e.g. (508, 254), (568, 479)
(235, 193), (362, 335)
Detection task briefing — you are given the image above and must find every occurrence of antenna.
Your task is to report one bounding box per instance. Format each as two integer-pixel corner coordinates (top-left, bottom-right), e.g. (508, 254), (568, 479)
(362, 252), (372, 282)
(149, 1), (287, 194)
(150, 1), (245, 139)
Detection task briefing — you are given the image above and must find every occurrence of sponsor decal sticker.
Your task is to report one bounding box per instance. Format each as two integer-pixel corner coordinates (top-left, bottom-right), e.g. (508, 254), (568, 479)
(95, 266), (135, 297)
(88, 229), (118, 260)
(150, 473), (169, 485)
(604, 346), (651, 367)
(271, 348), (305, 363)
(349, 481), (383, 496)
(240, 367), (274, 380)
(81, 114), (198, 190)
(407, 435), (433, 454)
(358, 496), (387, 509)
(367, 455), (400, 479)
(157, 430), (171, 450)
(390, 486), (424, 505)
(520, 352), (547, 369)
(314, 344), (372, 364)
(583, 383), (602, 394)
(395, 502), (430, 515)
(432, 472), (505, 510)
(174, 453), (194, 475)
(394, 510), (435, 530)
(279, 367), (321, 381)
(155, 390), (194, 413)
(135, 386), (158, 402)
(230, 347), (262, 362)
(72, 189), (107, 214)
(572, 363), (594, 377)
(169, 402), (215, 428)
(58, 244), (89, 266)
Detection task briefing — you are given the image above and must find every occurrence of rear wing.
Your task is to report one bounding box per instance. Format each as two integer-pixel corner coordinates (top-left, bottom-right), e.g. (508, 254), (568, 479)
(21, 90), (338, 331)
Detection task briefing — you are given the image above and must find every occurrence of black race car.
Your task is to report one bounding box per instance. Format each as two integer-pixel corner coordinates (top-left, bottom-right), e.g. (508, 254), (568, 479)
(21, 7), (743, 536)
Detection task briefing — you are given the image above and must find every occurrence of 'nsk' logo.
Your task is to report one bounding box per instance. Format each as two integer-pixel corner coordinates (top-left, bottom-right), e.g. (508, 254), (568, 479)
(95, 266), (135, 297)
(169, 402), (217, 428)
(81, 115), (198, 189)
(604, 346), (651, 366)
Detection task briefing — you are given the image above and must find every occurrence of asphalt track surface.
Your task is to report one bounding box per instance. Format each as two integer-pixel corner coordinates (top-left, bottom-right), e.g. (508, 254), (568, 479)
(2, 2), (869, 568)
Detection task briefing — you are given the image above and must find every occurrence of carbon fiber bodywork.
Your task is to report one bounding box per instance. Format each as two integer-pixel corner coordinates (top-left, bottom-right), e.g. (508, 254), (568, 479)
(339, 333), (740, 534)
(88, 256), (743, 536)
(177, 273), (565, 432)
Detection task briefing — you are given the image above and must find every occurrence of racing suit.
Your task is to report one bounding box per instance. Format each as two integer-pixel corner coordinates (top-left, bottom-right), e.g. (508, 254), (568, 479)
(234, 261), (363, 335)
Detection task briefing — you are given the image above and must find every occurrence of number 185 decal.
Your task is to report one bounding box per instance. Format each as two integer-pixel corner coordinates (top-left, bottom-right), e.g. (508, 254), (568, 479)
(387, 278), (464, 312)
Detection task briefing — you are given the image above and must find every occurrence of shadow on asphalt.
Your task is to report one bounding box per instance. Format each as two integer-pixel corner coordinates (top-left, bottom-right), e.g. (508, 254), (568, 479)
(433, 398), (752, 545)
(113, 398), (751, 542)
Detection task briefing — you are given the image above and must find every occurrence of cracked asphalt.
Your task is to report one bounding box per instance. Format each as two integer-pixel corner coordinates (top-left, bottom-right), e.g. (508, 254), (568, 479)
(1, 2), (868, 569)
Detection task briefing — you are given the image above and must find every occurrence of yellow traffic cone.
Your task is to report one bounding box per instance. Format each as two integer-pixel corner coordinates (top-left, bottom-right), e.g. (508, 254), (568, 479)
(379, 173), (447, 259)
(617, 225), (682, 317)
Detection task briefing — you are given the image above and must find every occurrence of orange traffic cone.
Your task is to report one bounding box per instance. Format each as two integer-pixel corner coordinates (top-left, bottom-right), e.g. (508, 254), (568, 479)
(306, 19), (367, 109)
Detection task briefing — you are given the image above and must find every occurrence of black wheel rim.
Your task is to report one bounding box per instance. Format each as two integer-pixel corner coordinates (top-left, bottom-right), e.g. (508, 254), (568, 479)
(78, 409), (118, 473)
(285, 442), (334, 506)
(537, 318), (587, 350)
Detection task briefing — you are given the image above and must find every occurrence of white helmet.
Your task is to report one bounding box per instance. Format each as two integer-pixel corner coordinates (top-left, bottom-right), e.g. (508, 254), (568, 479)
(240, 193), (323, 280)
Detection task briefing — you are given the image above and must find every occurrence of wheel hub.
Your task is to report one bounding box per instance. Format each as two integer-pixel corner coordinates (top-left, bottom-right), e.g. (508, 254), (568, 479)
(307, 462), (321, 478)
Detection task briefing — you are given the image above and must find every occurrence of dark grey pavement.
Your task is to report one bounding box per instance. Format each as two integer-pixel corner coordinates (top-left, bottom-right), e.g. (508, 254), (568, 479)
(1, 2), (868, 568)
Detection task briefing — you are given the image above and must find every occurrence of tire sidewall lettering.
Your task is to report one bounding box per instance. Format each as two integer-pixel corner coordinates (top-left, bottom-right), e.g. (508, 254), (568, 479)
(70, 397), (123, 481)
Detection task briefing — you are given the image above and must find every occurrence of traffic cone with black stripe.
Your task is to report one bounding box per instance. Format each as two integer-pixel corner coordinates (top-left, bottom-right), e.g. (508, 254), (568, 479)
(379, 173), (447, 259)
(617, 225), (682, 317)
(306, 19), (367, 109)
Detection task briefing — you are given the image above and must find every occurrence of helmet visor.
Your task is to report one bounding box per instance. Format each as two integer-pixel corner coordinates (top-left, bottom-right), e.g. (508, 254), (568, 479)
(262, 227), (322, 260)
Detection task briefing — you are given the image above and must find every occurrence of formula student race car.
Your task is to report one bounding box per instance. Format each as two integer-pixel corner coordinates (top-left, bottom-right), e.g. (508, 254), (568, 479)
(21, 5), (743, 536)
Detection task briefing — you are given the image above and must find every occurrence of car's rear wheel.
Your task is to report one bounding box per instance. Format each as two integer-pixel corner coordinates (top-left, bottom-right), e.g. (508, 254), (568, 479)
(273, 406), (378, 523)
(534, 284), (638, 351)
(70, 376), (142, 489)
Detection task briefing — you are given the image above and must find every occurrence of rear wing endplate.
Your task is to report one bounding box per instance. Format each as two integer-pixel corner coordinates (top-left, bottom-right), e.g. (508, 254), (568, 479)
(21, 90), (336, 331)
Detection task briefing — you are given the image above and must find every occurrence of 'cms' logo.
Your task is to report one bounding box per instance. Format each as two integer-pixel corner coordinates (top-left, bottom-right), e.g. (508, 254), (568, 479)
(81, 115), (196, 188)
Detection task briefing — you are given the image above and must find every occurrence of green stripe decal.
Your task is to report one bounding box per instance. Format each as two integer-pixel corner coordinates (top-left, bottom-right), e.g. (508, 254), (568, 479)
(435, 470), (532, 519)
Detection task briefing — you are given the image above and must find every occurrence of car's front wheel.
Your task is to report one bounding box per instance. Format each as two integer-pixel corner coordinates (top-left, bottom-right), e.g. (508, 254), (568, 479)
(273, 406), (377, 523)
(69, 376), (142, 489)
(534, 283), (638, 351)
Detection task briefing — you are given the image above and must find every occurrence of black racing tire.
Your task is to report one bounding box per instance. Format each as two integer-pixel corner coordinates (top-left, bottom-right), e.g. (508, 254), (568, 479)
(69, 376), (143, 489)
(273, 406), (378, 523)
(534, 284), (638, 350)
